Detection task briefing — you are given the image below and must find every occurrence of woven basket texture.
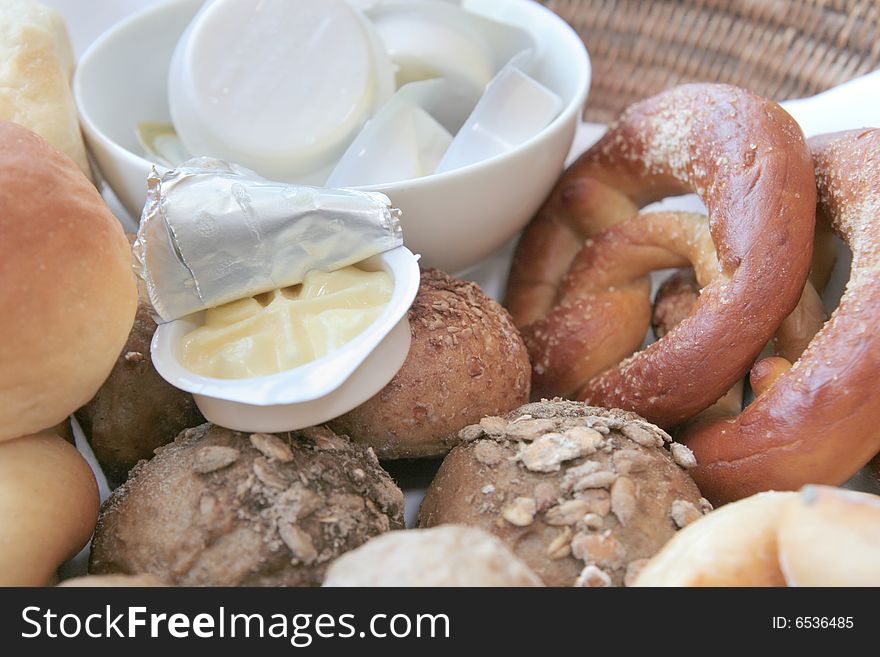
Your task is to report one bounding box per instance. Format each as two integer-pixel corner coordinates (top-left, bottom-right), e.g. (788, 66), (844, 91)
(540, 0), (880, 123)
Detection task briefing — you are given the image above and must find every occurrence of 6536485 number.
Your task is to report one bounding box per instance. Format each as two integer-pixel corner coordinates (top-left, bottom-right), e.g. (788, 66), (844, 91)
(795, 617), (853, 629)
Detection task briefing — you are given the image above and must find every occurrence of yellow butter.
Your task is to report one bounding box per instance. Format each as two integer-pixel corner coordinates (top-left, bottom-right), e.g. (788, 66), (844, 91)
(180, 266), (392, 379)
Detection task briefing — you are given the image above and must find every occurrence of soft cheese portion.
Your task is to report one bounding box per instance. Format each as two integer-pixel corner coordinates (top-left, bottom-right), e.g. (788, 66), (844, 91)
(181, 266), (393, 379)
(168, 0), (386, 181)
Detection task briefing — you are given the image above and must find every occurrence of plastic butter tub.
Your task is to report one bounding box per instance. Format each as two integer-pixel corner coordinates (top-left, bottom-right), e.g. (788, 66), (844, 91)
(167, 0), (394, 183)
(152, 246), (420, 433)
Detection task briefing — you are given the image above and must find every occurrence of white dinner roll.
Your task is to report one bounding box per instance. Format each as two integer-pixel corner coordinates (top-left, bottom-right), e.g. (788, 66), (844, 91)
(0, 0), (92, 178)
(0, 121), (137, 441)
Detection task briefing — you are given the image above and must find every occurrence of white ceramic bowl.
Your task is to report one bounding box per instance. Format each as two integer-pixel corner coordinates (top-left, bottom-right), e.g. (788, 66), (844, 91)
(151, 246), (420, 433)
(74, 0), (590, 273)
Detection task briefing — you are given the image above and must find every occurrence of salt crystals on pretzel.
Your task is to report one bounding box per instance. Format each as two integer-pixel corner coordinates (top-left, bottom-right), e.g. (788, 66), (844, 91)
(506, 83), (817, 429)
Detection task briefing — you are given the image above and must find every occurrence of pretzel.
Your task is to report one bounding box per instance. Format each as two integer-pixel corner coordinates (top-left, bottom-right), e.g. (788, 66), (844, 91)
(634, 486), (880, 586)
(651, 268), (698, 341)
(517, 210), (715, 400)
(651, 269), (745, 420)
(506, 84), (816, 428)
(652, 258), (826, 420)
(683, 129), (880, 503)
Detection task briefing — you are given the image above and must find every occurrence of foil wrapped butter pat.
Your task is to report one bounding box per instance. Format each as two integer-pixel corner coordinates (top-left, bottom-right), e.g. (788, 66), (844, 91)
(133, 158), (403, 322)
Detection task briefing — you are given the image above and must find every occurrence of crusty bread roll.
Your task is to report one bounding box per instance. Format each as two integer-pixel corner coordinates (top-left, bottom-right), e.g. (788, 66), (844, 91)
(633, 492), (794, 587)
(778, 486), (880, 586)
(0, 432), (99, 586)
(59, 574), (167, 587)
(635, 486), (880, 587)
(0, 0), (92, 179)
(0, 121), (137, 442)
(324, 525), (544, 587)
(329, 269), (531, 459)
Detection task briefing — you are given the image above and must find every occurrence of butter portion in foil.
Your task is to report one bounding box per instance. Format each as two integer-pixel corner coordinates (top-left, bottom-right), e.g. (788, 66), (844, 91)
(134, 158), (403, 322)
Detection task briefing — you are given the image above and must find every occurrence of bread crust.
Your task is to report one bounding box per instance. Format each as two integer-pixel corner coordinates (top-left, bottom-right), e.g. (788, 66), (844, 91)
(90, 424), (405, 586)
(684, 130), (880, 503)
(59, 573), (167, 587)
(0, 0), (92, 178)
(76, 283), (204, 482)
(777, 486), (880, 586)
(323, 525), (544, 587)
(419, 400), (705, 586)
(329, 269), (530, 459)
(0, 432), (99, 586)
(633, 492), (794, 587)
(506, 84), (816, 428)
(0, 121), (136, 442)
(635, 486), (880, 587)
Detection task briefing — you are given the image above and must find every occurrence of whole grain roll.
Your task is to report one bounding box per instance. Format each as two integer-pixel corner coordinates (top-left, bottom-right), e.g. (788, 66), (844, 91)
(0, 121), (137, 442)
(419, 400), (707, 587)
(329, 268), (531, 459)
(90, 423), (405, 586)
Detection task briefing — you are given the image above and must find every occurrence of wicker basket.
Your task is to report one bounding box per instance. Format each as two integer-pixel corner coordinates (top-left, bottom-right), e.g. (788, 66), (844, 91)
(541, 0), (880, 123)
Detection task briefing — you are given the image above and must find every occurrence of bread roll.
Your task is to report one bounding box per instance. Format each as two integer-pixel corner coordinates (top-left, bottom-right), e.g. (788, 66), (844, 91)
(49, 418), (74, 444)
(633, 492), (794, 587)
(59, 574), (167, 587)
(0, 432), (99, 586)
(90, 423), (405, 586)
(0, 121), (137, 442)
(329, 269), (531, 458)
(635, 486), (880, 587)
(0, 0), (92, 179)
(777, 486), (880, 586)
(324, 525), (543, 587)
(419, 400), (706, 586)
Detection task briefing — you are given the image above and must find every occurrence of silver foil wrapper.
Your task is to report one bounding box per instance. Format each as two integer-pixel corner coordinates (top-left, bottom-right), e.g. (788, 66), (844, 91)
(134, 158), (403, 322)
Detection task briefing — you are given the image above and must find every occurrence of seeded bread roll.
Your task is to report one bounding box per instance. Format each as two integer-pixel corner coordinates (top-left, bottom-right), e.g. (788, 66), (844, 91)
(90, 423), (404, 586)
(419, 400), (707, 587)
(328, 268), (531, 459)
(324, 525), (543, 587)
(76, 242), (204, 482)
